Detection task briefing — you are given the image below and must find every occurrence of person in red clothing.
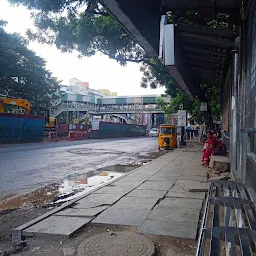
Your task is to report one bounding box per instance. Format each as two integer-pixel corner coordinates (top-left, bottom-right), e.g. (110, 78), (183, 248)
(201, 131), (219, 166)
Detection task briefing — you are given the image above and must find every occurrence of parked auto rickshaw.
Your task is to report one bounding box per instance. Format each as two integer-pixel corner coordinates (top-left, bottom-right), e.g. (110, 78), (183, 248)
(158, 124), (177, 150)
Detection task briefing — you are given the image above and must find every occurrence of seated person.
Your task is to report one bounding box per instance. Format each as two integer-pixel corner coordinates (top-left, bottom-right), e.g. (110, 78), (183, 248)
(202, 131), (219, 166)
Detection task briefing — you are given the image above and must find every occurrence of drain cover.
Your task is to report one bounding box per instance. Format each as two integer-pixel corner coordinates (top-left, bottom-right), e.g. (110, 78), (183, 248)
(77, 232), (155, 256)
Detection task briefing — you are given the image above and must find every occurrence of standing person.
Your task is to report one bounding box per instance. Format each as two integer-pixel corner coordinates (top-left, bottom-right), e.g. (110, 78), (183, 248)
(201, 131), (219, 166)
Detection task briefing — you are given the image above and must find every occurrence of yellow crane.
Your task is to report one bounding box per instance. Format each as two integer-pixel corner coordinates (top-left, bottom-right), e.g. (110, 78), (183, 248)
(0, 96), (55, 128)
(0, 96), (31, 114)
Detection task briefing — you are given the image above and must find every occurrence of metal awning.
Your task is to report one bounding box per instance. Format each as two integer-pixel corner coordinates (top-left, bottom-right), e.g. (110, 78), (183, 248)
(174, 24), (237, 89)
(99, 0), (241, 99)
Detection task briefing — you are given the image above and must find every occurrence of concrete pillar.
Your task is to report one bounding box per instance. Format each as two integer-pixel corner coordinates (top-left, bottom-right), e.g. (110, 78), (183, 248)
(66, 110), (69, 124)
(152, 113), (155, 127)
(230, 51), (239, 175)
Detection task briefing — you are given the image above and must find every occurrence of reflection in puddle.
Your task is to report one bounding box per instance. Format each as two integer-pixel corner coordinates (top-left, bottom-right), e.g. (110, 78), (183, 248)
(50, 164), (140, 206)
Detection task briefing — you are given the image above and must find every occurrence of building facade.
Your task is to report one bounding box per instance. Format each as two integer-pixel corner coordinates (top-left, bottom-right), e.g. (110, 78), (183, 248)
(51, 79), (168, 128)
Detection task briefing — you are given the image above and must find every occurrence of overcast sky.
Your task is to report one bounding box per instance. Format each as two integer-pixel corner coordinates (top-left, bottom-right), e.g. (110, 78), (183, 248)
(0, 0), (165, 96)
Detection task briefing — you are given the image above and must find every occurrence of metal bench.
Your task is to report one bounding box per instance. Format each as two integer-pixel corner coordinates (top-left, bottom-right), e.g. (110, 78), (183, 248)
(196, 180), (256, 255)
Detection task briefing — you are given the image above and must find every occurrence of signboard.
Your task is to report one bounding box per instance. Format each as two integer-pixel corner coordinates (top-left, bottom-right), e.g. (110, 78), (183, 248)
(177, 110), (187, 126)
(164, 24), (175, 66)
(158, 15), (167, 59)
(158, 15), (175, 66)
(200, 102), (207, 111)
(92, 120), (100, 130)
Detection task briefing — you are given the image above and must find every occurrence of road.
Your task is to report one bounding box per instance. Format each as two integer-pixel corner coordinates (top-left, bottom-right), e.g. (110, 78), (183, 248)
(0, 137), (158, 197)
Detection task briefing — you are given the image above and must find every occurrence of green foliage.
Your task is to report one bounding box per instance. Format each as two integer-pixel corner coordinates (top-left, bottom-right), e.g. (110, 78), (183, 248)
(167, 92), (184, 115)
(167, 10), (237, 32)
(189, 97), (203, 124)
(156, 97), (166, 108)
(140, 58), (180, 96)
(10, 0), (145, 66)
(158, 92), (185, 116)
(9, 0), (221, 121)
(0, 21), (60, 114)
(9, 0), (175, 94)
(203, 85), (220, 120)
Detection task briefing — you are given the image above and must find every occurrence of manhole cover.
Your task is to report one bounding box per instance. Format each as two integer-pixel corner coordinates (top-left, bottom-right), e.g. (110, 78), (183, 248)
(77, 232), (155, 256)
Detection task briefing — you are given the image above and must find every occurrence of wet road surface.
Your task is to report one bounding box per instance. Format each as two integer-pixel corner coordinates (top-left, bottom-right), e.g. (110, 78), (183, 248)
(0, 137), (158, 197)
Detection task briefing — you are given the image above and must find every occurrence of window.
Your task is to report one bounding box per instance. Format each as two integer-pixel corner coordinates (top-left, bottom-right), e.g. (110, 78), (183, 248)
(160, 127), (176, 134)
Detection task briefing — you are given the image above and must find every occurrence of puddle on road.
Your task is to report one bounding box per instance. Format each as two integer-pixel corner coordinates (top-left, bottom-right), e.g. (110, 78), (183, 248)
(50, 164), (140, 206)
(0, 164), (140, 211)
(0, 151), (170, 212)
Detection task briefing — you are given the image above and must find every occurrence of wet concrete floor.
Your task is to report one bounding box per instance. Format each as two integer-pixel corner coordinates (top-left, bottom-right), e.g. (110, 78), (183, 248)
(0, 137), (159, 201)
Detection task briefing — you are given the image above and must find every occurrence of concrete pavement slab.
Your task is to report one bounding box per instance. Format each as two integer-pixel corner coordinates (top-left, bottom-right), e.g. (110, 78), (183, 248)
(177, 180), (210, 192)
(182, 169), (207, 177)
(137, 181), (175, 191)
(139, 219), (197, 239)
(147, 175), (178, 182)
(117, 176), (148, 182)
(23, 216), (92, 237)
(55, 206), (108, 217)
(113, 196), (159, 209)
(111, 180), (143, 187)
(155, 169), (184, 177)
(78, 193), (123, 205)
(161, 162), (188, 169)
(169, 184), (186, 193)
(147, 206), (200, 223)
(130, 171), (156, 177)
(166, 191), (206, 199)
(74, 201), (107, 209)
(73, 201), (102, 209)
(160, 164), (187, 170)
(148, 172), (180, 179)
(126, 189), (166, 198)
(178, 175), (207, 182)
(92, 185), (134, 195)
(128, 173), (153, 178)
(92, 207), (150, 226)
(158, 197), (203, 210)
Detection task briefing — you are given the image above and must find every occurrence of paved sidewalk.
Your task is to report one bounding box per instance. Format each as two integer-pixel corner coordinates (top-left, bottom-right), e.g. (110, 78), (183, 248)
(17, 148), (209, 241)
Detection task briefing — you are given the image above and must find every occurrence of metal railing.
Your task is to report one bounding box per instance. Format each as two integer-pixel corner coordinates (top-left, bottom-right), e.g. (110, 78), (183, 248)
(50, 103), (163, 117)
(196, 180), (256, 256)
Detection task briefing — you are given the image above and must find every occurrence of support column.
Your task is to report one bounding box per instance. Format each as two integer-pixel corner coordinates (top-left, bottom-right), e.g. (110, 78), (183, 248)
(66, 110), (69, 124)
(151, 113), (155, 127)
(230, 51), (239, 175)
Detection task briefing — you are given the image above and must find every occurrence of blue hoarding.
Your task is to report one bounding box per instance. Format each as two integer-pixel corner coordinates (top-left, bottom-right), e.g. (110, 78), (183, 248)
(0, 113), (45, 143)
(98, 122), (146, 138)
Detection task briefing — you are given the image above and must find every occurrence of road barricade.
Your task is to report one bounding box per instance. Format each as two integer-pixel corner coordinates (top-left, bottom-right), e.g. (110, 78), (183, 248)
(68, 131), (87, 140)
(76, 131), (85, 140)
(68, 131), (76, 140)
(48, 131), (58, 141)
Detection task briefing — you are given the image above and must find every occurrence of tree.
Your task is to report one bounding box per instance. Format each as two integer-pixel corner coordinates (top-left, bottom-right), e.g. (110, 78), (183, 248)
(9, 0), (221, 121)
(9, 0), (146, 65)
(201, 84), (221, 121)
(157, 92), (187, 116)
(140, 58), (180, 97)
(0, 21), (60, 115)
(189, 97), (203, 124)
(9, 0), (178, 92)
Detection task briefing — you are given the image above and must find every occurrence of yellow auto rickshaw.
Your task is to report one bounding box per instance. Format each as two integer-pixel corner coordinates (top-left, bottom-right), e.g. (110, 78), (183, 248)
(158, 124), (177, 150)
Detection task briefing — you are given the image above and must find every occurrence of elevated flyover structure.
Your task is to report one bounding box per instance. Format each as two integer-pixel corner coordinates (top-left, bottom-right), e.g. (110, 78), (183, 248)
(50, 95), (169, 127)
